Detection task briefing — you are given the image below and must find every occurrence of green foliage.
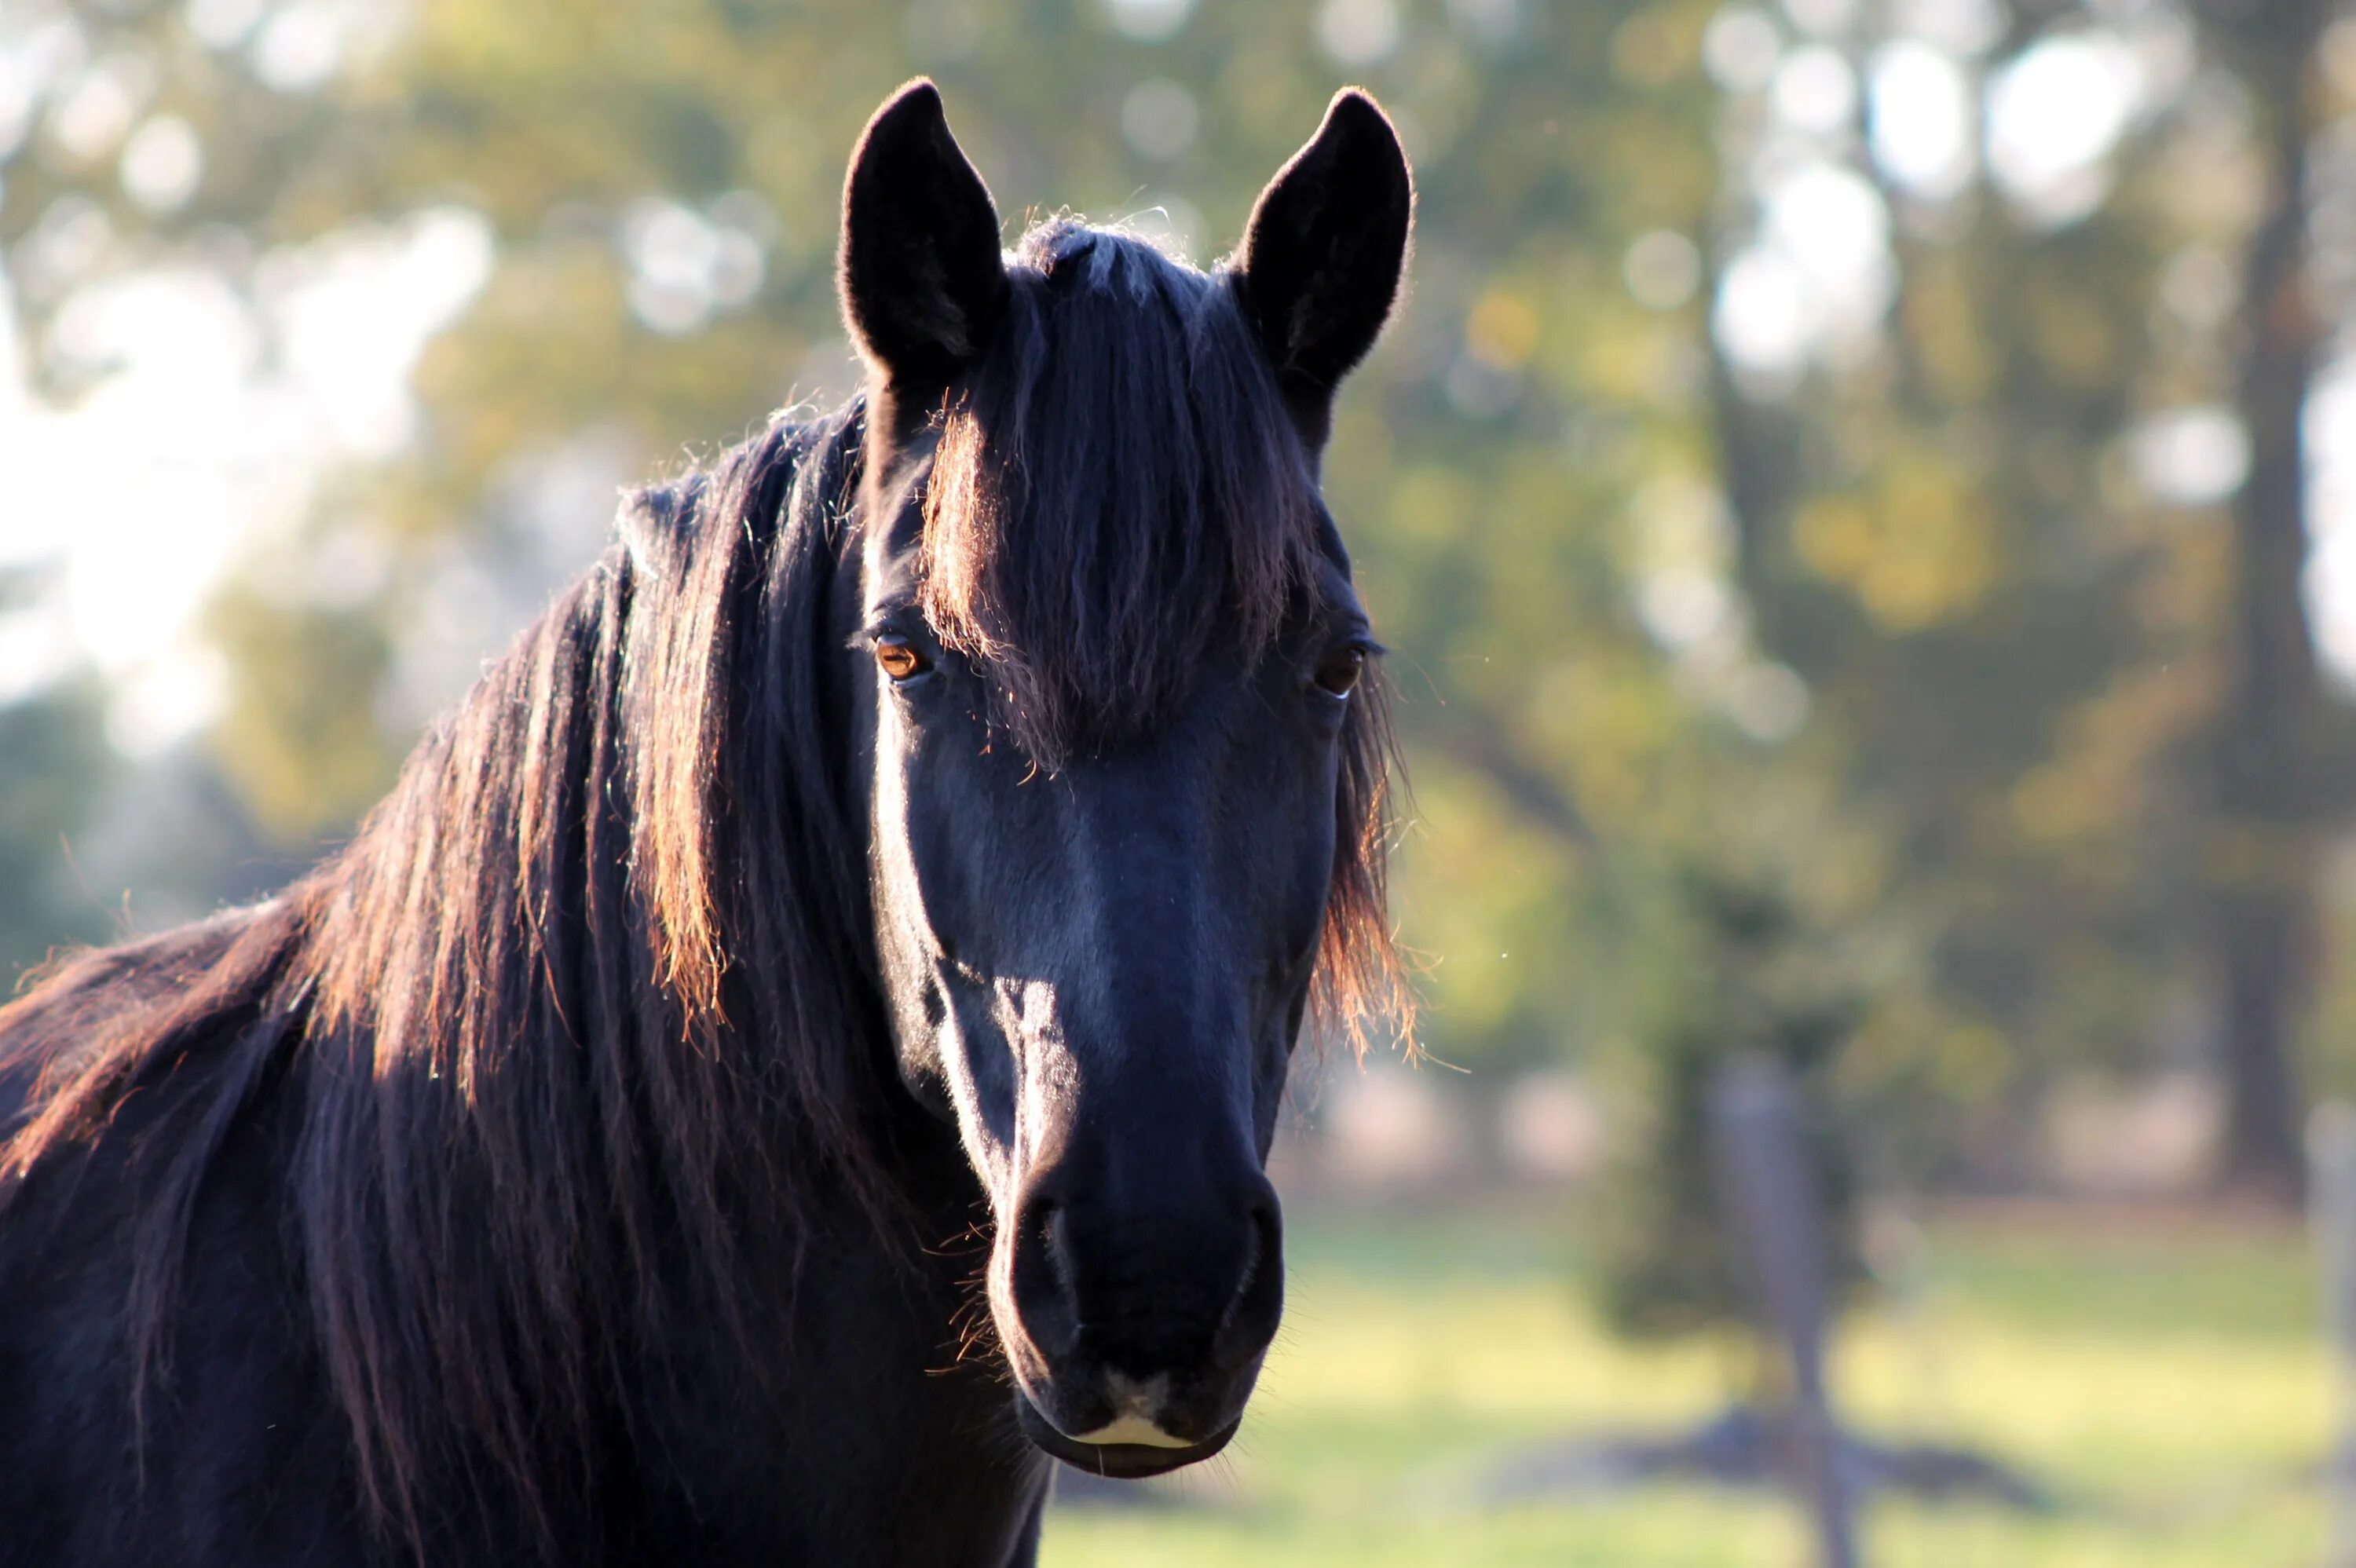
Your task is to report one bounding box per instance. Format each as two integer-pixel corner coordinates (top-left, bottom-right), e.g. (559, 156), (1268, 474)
(0, 678), (115, 987)
(204, 586), (397, 840)
(1593, 857), (1868, 1342)
(5, 0), (2347, 1196)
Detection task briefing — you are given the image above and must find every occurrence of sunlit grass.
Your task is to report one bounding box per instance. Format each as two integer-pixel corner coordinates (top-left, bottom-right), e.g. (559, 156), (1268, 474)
(1041, 1204), (2329, 1567)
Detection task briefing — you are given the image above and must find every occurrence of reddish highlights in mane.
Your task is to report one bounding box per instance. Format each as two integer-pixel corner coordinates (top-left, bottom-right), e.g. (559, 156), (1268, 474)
(0, 412), (880, 1558)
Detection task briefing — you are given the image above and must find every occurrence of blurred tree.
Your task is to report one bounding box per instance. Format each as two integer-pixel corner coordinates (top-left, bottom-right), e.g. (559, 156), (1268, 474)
(1696, 0), (2356, 1202)
(0, 565), (116, 985)
(0, 682), (115, 987)
(2185, 0), (2343, 1198)
(7, 0), (2355, 1212)
(1595, 840), (1870, 1341)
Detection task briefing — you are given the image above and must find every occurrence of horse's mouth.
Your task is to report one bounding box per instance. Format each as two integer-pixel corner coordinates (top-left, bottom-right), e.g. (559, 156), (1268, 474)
(1012, 1394), (1241, 1479)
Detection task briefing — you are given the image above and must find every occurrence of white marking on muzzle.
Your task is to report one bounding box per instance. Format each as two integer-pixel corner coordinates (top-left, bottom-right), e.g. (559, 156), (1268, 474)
(1074, 1372), (1189, 1447)
(1074, 1413), (1196, 1449)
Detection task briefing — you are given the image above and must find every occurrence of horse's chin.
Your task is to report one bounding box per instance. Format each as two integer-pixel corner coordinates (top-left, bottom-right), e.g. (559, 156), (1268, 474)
(1012, 1394), (1241, 1479)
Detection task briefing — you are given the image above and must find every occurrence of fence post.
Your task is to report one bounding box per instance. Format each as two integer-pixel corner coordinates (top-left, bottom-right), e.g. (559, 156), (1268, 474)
(1710, 1056), (1858, 1568)
(2311, 1102), (2356, 1568)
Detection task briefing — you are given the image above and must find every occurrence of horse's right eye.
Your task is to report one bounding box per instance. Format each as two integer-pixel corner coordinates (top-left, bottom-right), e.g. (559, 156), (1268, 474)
(876, 637), (933, 682)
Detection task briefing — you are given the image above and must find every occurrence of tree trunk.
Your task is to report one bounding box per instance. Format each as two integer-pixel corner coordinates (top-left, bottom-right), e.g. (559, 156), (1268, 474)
(2206, 0), (2329, 1201)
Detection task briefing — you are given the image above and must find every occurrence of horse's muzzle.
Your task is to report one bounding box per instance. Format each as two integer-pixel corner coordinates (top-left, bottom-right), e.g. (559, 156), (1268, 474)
(1012, 1394), (1243, 1478)
(990, 1160), (1284, 1475)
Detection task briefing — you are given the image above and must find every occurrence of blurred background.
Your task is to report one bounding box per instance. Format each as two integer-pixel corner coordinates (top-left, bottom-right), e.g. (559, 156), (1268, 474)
(1, 0), (2350, 1561)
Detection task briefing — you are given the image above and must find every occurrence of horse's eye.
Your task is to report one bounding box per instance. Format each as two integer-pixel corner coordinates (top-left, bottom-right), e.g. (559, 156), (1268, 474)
(876, 636), (932, 682)
(1312, 646), (1366, 699)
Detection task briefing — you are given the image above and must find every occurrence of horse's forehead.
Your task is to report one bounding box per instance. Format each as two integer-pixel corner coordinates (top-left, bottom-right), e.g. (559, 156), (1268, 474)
(858, 457), (1359, 626)
(858, 443), (938, 605)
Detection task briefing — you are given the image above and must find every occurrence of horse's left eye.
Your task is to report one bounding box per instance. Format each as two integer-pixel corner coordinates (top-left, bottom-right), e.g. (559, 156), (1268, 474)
(1312, 647), (1365, 698)
(876, 636), (933, 682)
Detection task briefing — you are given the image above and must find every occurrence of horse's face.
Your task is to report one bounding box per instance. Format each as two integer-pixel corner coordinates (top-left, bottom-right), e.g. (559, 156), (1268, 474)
(837, 82), (1410, 1478)
(856, 546), (1369, 1473)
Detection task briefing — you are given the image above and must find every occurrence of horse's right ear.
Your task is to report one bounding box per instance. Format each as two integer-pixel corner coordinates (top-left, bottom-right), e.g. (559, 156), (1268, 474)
(839, 79), (1007, 393)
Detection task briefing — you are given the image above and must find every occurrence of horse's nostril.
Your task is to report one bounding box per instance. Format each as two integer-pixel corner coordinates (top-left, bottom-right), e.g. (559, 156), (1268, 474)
(1008, 1192), (1080, 1361)
(1213, 1190), (1285, 1369)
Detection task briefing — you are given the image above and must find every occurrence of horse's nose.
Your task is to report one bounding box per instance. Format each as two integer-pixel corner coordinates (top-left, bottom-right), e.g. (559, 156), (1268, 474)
(1006, 1164), (1284, 1391)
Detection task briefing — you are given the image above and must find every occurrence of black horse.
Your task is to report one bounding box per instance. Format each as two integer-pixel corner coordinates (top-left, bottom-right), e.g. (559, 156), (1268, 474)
(0, 80), (1412, 1566)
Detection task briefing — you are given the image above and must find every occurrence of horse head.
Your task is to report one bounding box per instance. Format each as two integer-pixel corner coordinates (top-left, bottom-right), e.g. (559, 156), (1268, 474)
(836, 81), (1412, 1478)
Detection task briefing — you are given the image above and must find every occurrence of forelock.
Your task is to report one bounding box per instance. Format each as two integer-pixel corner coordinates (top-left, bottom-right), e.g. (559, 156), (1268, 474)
(919, 220), (1323, 764)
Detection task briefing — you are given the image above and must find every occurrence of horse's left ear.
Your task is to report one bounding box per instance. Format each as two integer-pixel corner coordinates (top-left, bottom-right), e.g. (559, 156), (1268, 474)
(839, 79), (1008, 394)
(1232, 89), (1414, 440)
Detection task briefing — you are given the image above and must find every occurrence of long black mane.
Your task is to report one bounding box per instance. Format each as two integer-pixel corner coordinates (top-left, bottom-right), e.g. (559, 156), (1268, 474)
(0, 220), (1399, 1555)
(3, 408), (877, 1551)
